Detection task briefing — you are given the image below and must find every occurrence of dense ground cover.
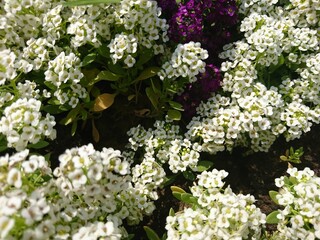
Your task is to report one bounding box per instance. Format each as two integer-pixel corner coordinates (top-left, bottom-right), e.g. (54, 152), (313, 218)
(0, 0), (320, 239)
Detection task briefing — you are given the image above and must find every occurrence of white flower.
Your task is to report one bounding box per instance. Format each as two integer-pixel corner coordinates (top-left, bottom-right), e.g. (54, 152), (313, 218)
(166, 169), (265, 239)
(124, 55), (136, 67)
(68, 169), (87, 189)
(7, 168), (22, 188)
(87, 163), (103, 181)
(3, 196), (23, 215)
(0, 216), (14, 239)
(21, 205), (44, 225)
(159, 42), (208, 83)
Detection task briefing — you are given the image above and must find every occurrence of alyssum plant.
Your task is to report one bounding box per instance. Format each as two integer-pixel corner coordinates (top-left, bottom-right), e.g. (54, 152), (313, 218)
(0, 0), (320, 239)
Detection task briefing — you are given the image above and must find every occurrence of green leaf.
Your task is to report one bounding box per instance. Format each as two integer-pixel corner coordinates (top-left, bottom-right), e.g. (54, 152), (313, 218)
(146, 87), (159, 110)
(194, 161), (214, 172)
(42, 174), (52, 182)
(289, 176), (299, 185)
(278, 54), (285, 66)
(283, 176), (290, 185)
(92, 120), (100, 142)
(71, 120), (78, 136)
(181, 193), (198, 205)
(169, 208), (175, 217)
(42, 105), (65, 114)
(59, 105), (81, 125)
(161, 233), (167, 240)
(0, 145), (8, 152)
(163, 174), (178, 187)
(92, 70), (120, 84)
(90, 85), (101, 98)
(82, 68), (100, 83)
(44, 153), (51, 162)
(172, 191), (182, 201)
(168, 101), (184, 111)
(81, 109), (88, 120)
(143, 226), (161, 240)
(269, 190), (279, 204)
(136, 48), (154, 67)
(167, 109), (181, 121)
(123, 234), (135, 240)
(81, 53), (97, 67)
(63, 0), (120, 7)
(97, 44), (110, 58)
(266, 210), (280, 224)
(28, 140), (49, 149)
(150, 79), (161, 94)
(279, 155), (288, 161)
(170, 186), (186, 194)
(134, 67), (161, 82)
(108, 62), (125, 75)
(183, 170), (195, 181)
(48, 98), (62, 105)
(44, 81), (57, 90)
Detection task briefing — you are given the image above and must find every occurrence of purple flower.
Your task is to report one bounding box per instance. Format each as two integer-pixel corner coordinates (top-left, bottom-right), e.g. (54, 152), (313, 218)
(158, 0), (239, 119)
(168, 1), (204, 42)
(176, 64), (222, 119)
(156, 0), (178, 19)
(166, 0), (238, 61)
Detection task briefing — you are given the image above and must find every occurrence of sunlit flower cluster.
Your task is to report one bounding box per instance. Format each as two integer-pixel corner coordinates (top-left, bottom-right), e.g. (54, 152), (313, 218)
(44, 51), (88, 108)
(1, 0), (320, 238)
(131, 156), (166, 200)
(54, 144), (156, 227)
(272, 167), (320, 239)
(0, 98), (56, 151)
(126, 118), (201, 173)
(158, 41), (208, 83)
(0, 150), (53, 239)
(0, 49), (17, 85)
(186, 0), (320, 154)
(0, 144), (159, 239)
(166, 169), (266, 239)
(106, 0), (169, 67)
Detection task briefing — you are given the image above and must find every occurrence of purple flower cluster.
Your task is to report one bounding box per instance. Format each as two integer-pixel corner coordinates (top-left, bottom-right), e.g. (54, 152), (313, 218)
(157, 0), (239, 119)
(175, 64), (222, 119)
(164, 0), (238, 60)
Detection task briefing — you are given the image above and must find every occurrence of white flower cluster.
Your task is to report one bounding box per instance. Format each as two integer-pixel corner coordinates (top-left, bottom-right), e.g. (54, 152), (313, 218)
(72, 221), (122, 240)
(108, 33), (138, 66)
(0, 98), (56, 151)
(186, 0), (320, 154)
(0, 150), (53, 239)
(107, 0), (168, 67)
(116, 0), (168, 47)
(45, 51), (87, 108)
(131, 156), (166, 200)
(54, 144), (156, 226)
(0, 49), (17, 85)
(22, 37), (57, 71)
(1, 0), (59, 48)
(126, 118), (201, 173)
(66, 5), (110, 48)
(158, 42), (208, 83)
(278, 53), (320, 122)
(240, 0), (320, 27)
(166, 169), (266, 240)
(273, 167), (320, 240)
(0, 144), (159, 239)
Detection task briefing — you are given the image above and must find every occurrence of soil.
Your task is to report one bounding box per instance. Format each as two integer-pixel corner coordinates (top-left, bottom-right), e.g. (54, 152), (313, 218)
(49, 109), (320, 239)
